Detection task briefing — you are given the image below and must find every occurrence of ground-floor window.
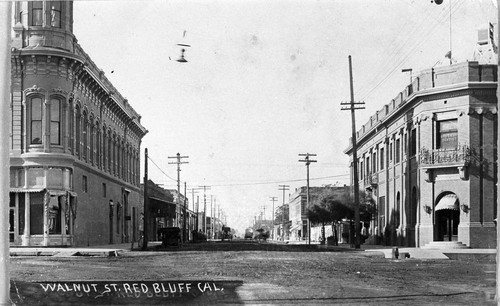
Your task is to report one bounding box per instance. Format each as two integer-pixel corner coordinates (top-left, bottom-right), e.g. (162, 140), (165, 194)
(30, 193), (44, 235)
(48, 195), (62, 234)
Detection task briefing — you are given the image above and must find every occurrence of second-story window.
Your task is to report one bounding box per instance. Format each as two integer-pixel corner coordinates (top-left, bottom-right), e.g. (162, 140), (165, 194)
(31, 2), (43, 26)
(380, 147), (384, 170)
(389, 142), (393, 162)
(75, 106), (81, 156)
(437, 119), (458, 149)
(50, 98), (61, 145)
(410, 129), (417, 156)
(82, 112), (88, 161)
(30, 97), (43, 144)
(395, 139), (401, 163)
(50, 2), (62, 28)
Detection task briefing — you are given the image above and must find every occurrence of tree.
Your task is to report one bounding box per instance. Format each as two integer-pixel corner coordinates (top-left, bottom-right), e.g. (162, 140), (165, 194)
(307, 196), (354, 245)
(274, 204), (289, 225)
(337, 189), (376, 223)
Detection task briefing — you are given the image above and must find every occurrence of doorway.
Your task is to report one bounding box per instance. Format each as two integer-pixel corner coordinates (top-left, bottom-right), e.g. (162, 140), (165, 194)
(434, 193), (459, 241)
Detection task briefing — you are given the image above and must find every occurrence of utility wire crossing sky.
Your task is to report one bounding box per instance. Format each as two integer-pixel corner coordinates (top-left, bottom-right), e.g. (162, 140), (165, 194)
(73, 0), (497, 233)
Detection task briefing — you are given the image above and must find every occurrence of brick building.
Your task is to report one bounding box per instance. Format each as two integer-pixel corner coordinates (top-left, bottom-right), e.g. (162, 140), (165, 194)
(8, 1), (147, 246)
(345, 61), (497, 248)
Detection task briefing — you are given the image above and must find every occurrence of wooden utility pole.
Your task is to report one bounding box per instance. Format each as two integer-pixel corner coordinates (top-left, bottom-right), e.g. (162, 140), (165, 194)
(168, 153), (188, 242)
(189, 188), (199, 212)
(299, 153), (317, 245)
(496, 0), (499, 301)
(198, 184), (211, 235)
(0, 3), (11, 304)
(196, 195), (200, 231)
(183, 182), (187, 242)
(341, 55), (365, 249)
(278, 185), (289, 241)
(270, 197), (277, 240)
(142, 148), (149, 250)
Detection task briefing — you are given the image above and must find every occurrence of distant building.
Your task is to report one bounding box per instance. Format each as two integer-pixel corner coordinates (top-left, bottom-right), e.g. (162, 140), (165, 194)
(9, 1), (147, 246)
(141, 180), (175, 241)
(288, 186), (349, 241)
(345, 61), (497, 248)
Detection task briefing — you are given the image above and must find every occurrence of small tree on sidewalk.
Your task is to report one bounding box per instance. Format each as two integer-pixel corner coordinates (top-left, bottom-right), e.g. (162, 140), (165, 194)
(307, 196), (354, 246)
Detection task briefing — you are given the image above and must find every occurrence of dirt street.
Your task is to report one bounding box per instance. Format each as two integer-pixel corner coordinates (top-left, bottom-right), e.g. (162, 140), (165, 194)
(8, 241), (496, 305)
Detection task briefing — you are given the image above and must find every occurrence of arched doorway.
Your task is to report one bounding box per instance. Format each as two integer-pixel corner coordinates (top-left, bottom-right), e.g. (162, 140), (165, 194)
(434, 193), (459, 241)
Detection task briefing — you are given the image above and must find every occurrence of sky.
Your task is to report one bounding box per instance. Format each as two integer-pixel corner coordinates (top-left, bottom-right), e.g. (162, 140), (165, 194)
(73, 0), (497, 235)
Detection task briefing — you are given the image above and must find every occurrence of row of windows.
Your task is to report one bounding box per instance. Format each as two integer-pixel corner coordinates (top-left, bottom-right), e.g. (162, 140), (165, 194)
(358, 119), (458, 179)
(27, 95), (141, 186)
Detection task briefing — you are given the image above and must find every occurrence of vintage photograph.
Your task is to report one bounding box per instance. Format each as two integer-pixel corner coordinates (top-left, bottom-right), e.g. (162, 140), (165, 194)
(0, 0), (498, 304)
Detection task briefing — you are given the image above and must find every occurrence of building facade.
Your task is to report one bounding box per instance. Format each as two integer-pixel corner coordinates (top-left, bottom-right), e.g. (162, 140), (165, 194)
(288, 186), (349, 241)
(9, 1), (147, 246)
(345, 61), (497, 248)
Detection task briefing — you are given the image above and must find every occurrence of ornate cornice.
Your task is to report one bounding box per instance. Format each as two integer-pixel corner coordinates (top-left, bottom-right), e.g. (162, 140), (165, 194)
(468, 106), (498, 115)
(25, 85), (46, 94)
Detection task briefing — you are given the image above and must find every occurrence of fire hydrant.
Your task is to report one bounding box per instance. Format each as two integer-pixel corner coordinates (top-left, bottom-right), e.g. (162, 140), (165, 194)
(392, 247), (399, 259)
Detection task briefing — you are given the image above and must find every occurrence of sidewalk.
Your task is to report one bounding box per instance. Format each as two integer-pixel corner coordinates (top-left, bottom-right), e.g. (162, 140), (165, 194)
(270, 239), (497, 261)
(364, 245), (496, 261)
(9, 241), (162, 257)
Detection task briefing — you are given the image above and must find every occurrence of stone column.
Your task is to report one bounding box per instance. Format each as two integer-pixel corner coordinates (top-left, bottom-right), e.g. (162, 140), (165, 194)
(42, 190), (50, 246)
(22, 172), (30, 246)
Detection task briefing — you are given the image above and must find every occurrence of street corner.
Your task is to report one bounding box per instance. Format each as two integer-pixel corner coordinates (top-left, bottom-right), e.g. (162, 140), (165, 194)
(10, 279), (245, 305)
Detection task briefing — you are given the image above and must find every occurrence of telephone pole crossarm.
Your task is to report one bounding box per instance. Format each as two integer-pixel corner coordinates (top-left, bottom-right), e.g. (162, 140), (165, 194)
(278, 185), (290, 241)
(270, 197), (278, 240)
(168, 153), (189, 243)
(341, 55), (363, 249)
(298, 153), (316, 245)
(198, 185), (211, 235)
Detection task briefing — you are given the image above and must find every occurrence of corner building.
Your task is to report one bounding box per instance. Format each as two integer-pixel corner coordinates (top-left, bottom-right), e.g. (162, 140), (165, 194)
(9, 1), (147, 246)
(345, 62), (497, 248)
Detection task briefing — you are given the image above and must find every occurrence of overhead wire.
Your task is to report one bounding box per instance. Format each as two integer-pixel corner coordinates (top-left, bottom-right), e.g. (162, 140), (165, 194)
(147, 155), (177, 182)
(357, 2), (453, 100)
(206, 173), (350, 187)
(359, 0), (466, 102)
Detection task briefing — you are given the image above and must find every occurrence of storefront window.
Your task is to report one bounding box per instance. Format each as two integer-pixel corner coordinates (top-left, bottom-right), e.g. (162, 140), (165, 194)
(47, 168), (63, 188)
(27, 168), (44, 188)
(30, 193), (44, 235)
(48, 196), (61, 234)
(18, 195), (25, 235)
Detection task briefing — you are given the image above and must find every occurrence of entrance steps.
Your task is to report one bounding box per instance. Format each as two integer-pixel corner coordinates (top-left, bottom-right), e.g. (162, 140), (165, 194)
(421, 241), (469, 249)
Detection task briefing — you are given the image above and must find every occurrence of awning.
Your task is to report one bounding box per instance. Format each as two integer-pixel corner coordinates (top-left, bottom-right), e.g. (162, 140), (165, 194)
(289, 223), (302, 232)
(149, 197), (176, 217)
(435, 194), (459, 211)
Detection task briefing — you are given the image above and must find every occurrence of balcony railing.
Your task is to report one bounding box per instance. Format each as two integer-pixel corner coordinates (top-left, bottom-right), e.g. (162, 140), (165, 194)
(363, 173), (378, 188)
(419, 145), (470, 166)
